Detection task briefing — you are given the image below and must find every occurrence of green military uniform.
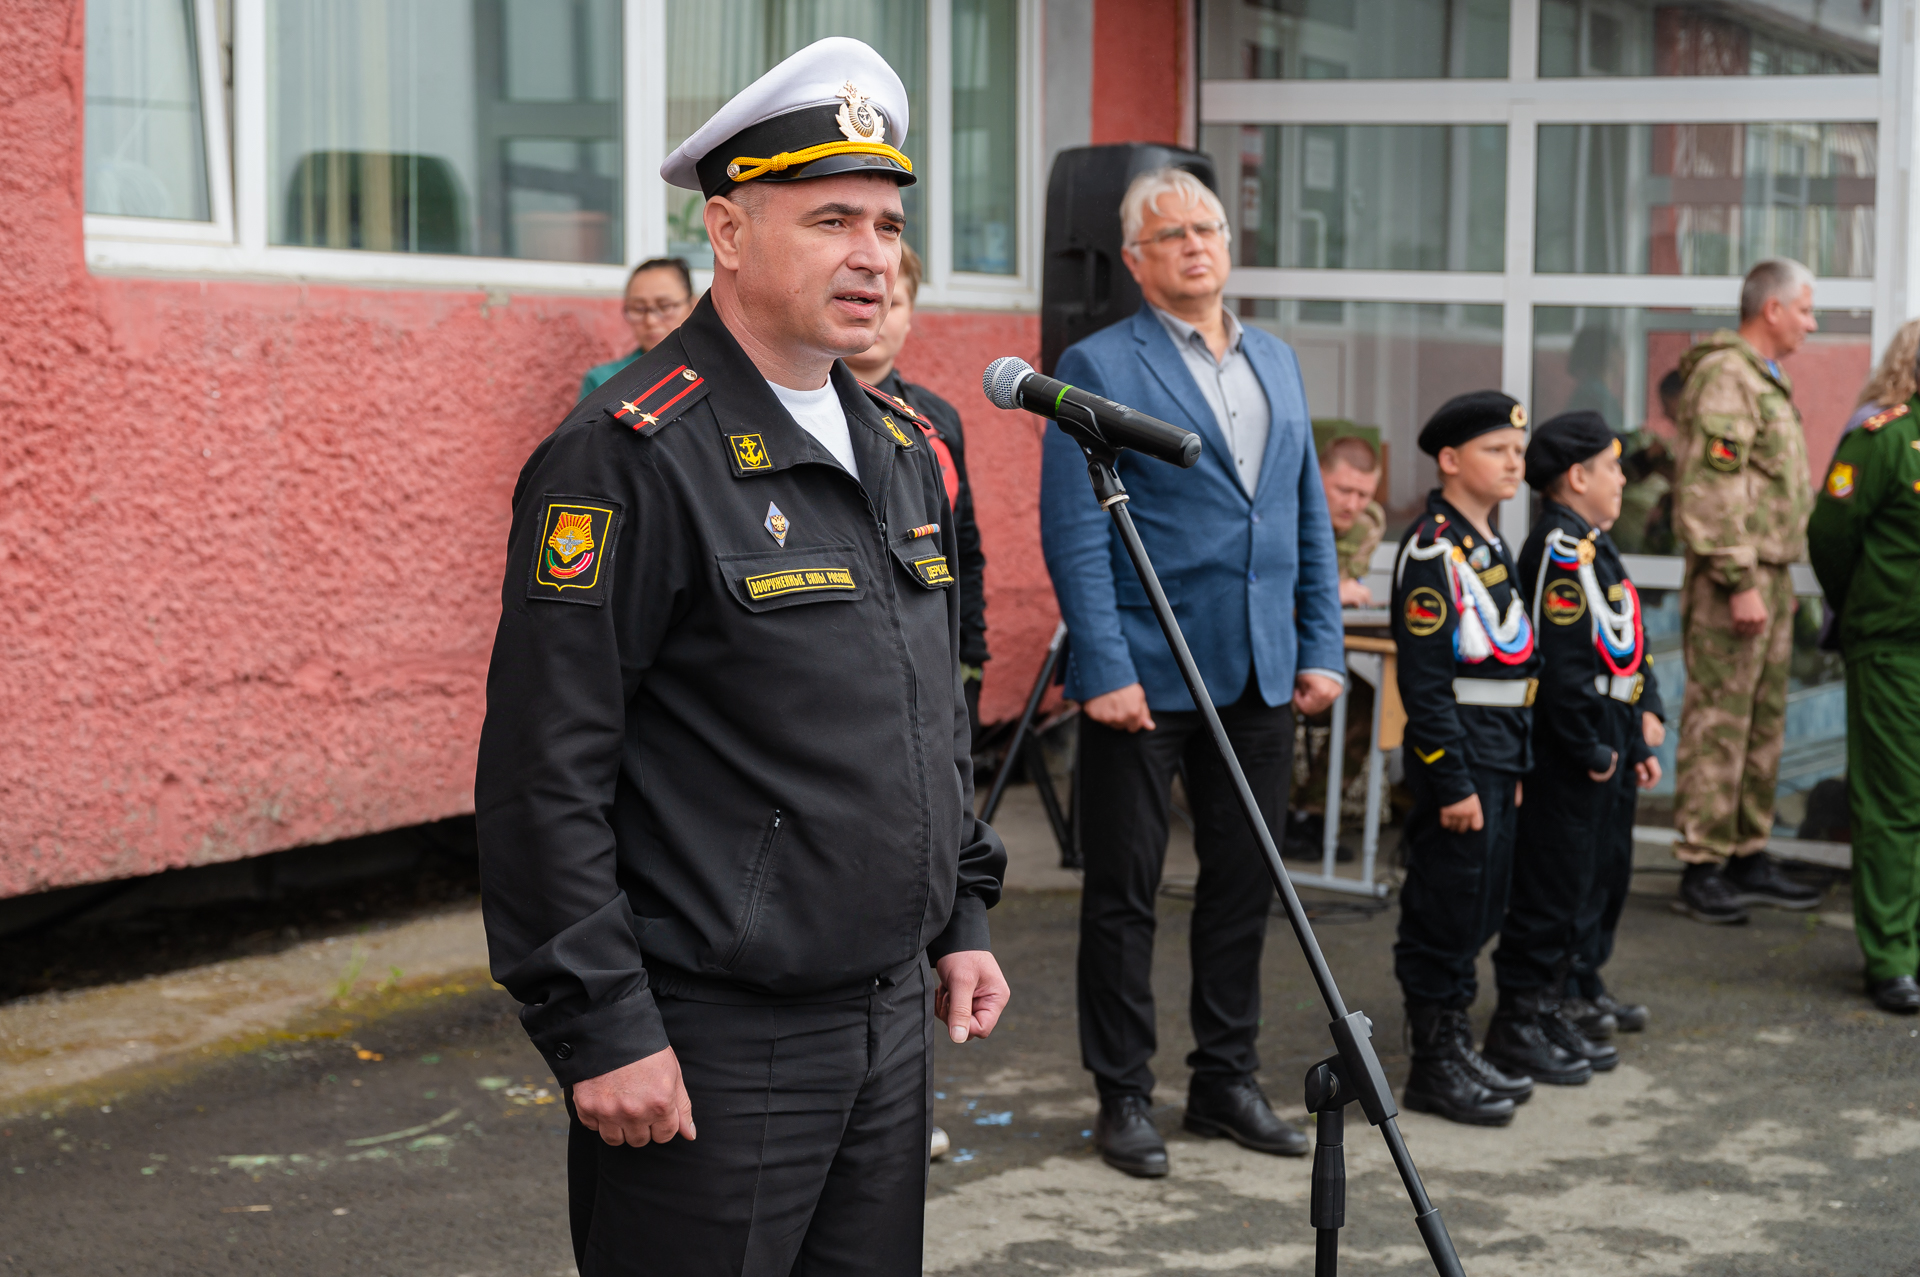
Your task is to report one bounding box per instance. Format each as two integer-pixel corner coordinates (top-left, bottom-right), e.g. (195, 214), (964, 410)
(1335, 500), (1385, 581)
(1293, 500), (1383, 827)
(1670, 331), (1813, 863)
(1807, 398), (1920, 982)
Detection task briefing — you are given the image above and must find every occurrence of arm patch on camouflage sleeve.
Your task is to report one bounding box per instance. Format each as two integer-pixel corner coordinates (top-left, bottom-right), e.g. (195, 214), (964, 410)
(1705, 435), (1745, 472)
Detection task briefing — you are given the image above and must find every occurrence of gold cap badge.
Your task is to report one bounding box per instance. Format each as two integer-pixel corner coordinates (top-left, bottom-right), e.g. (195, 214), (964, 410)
(1509, 404), (1528, 429)
(835, 81), (882, 144)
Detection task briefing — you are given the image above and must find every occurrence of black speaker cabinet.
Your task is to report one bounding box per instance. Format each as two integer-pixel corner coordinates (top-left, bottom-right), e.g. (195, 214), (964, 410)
(1039, 143), (1220, 376)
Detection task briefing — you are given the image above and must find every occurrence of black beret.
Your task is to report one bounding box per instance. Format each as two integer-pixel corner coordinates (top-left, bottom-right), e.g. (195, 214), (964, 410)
(1418, 390), (1528, 457)
(1525, 411), (1620, 489)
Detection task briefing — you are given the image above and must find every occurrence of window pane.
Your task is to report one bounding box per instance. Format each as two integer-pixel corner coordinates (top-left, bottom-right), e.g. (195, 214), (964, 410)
(1238, 300), (1503, 536)
(86, 0), (211, 220)
(664, 1), (927, 269)
(270, 0), (623, 262)
(1206, 124), (1505, 271)
(1535, 122), (1875, 278)
(1202, 0), (1509, 80)
(1540, 0), (1878, 77)
(952, 0), (1018, 275)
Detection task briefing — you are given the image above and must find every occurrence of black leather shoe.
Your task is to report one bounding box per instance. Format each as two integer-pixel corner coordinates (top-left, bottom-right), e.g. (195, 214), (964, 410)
(1591, 991), (1649, 1033)
(1482, 993), (1593, 1086)
(1561, 995), (1617, 1042)
(1723, 853), (1823, 910)
(1867, 975), (1920, 1015)
(1095, 1094), (1169, 1178)
(1401, 1005), (1515, 1127)
(1184, 1076), (1309, 1155)
(1439, 1009), (1532, 1105)
(1672, 863), (1750, 925)
(1538, 1000), (1619, 1072)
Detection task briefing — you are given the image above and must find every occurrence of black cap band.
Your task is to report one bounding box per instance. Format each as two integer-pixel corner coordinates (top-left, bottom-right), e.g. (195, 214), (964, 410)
(695, 103), (915, 199)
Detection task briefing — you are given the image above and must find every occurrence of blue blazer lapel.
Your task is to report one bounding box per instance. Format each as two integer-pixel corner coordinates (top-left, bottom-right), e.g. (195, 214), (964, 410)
(1129, 309), (1239, 483)
(1247, 335), (1303, 505)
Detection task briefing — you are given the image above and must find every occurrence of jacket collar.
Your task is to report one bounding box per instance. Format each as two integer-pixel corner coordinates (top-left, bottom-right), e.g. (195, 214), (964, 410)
(1125, 306), (1251, 501)
(1425, 489), (1509, 561)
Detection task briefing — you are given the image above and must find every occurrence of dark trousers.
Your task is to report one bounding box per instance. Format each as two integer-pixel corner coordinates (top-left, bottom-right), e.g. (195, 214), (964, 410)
(1395, 758), (1519, 1009)
(1076, 685), (1291, 1100)
(566, 961), (930, 1276)
(1572, 772), (1638, 999)
(1494, 745), (1617, 994)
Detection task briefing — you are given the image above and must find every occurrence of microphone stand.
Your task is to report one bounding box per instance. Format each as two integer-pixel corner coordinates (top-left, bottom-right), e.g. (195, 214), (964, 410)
(1070, 433), (1465, 1277)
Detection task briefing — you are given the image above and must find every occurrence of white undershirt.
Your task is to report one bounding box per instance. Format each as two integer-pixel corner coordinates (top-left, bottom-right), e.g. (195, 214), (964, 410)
(767, 379), (857, 475)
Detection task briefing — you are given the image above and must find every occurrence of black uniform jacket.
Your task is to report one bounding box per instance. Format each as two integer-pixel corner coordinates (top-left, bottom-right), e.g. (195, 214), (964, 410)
(475, 296), (1006, 1086)
(1391, 491), (1542, 804)
(873, 371), (989, 668)
(1516, 500), (1665, 775)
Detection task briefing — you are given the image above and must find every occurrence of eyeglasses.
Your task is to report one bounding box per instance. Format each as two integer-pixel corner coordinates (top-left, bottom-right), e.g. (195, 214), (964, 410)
(1131, 219), (1229, 249)
(623, 298), (693, 319)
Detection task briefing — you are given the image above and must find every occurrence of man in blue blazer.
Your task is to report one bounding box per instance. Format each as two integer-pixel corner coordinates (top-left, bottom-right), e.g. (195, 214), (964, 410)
(1040, 169), (1347, 1178)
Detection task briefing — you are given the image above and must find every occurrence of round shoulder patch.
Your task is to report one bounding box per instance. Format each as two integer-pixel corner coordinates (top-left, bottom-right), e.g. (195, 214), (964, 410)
(1404, 586), (1447, 637)
(1543, 578), (1587, 626)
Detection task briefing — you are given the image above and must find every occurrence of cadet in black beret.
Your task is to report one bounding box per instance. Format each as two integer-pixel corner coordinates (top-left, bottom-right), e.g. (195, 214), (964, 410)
(1390, 390), (1540, 1126)
(1489, 410), (1666, 1084)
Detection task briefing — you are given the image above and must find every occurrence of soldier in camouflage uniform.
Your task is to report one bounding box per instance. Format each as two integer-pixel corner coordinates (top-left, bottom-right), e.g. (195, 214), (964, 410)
(1668, 259), (1824, 923)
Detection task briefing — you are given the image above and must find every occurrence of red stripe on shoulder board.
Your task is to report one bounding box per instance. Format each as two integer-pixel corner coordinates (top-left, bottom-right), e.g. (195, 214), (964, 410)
(613, 365), (690, 419)
(630, 377), (704, 430)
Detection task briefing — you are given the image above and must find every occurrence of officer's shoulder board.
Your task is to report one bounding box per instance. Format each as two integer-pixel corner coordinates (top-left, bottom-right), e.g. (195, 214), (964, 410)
(1412, 511), (1452, 550)
(1862, 402), (1910, 433)
(603, 359), (712, 435)
(856, 379), (925, 450)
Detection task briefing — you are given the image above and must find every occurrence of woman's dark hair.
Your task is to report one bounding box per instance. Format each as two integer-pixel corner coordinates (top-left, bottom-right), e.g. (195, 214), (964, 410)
(627, 256), (694, 298)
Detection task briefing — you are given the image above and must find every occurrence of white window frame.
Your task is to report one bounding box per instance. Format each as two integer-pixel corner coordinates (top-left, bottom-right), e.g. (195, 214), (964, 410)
(1203, 0), (1909, 544)
(85, 0), (1042, 305)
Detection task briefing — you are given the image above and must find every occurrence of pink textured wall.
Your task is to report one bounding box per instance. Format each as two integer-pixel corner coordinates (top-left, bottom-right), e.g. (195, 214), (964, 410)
(0, 2), (1059, 896)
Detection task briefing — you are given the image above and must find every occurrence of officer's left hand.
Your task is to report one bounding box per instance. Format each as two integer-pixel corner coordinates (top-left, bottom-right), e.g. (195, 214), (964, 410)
(933, 950), (1010, 1044)
(1634, 756), (1661, 789)
(1293, 673), (1343, 717)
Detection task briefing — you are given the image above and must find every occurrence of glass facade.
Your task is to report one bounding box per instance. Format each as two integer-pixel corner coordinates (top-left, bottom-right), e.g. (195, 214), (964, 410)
(1238, 300), (1504, 536)
(270, 0), (623, 261)
(1206, 124), (1506, 271)
(951, 0), (1020, 275)
(1539, 0), (1880, 77)
(85, 0), (210, 221)
(1203, 0), (1510, 80)
(1536, 122), (1877, 278)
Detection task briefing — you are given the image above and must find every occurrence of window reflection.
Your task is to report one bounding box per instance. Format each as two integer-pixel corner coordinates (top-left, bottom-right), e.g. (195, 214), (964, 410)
(86, 0), (211, 221)
(271, 0), (623, 262)
(952, 0), (1019, 275)
(1238, 300), (1504, 538)
(1540, 0), (1879, 77)
(1202, 0), (1509, 80)
(1535, 122), (1875, 278)
(1206, 124), (1506, 272)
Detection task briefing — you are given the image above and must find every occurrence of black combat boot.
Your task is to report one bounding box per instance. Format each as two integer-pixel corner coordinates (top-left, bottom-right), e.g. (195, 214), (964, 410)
(1723, 852), (1823, 910)
(1439, 1008), (1532, 1105)
(1401, 1005), (1515, 1127)
(1481, 991), (1592, 1086)
(1561, 994), (1617, 1041)
(1673, 863), (1749, 924)
(1590, 990), (1649, 1033)
(1536, 993), (1619, 1072)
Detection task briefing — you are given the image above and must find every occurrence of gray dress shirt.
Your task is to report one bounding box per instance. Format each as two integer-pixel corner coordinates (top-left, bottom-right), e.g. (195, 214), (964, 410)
(1151, 305), (1270, 498)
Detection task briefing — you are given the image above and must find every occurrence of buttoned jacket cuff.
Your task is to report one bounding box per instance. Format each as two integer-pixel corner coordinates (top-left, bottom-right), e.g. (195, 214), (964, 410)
(527, 988), (672, 1088)
(928, 894), (991, 960)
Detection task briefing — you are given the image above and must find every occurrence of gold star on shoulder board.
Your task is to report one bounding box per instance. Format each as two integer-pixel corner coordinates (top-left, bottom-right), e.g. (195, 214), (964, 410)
(638, 412), (659, 426)
(618, 399), (641, 416)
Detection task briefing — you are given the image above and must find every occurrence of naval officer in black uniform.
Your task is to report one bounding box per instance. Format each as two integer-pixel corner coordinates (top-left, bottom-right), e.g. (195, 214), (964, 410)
(474, 37), (1007, 1276)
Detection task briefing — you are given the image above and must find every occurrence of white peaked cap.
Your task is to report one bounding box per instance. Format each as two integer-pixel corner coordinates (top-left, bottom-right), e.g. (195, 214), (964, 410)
(660, 36), (912, 194)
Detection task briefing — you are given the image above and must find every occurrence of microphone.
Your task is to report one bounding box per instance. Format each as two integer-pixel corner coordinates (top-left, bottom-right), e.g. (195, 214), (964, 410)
(982, 357), (1201, 469)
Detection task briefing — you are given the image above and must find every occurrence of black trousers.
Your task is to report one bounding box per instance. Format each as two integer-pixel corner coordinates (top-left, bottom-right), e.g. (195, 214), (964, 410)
(566, 960), (931, 1276)
(1572, 768), (1638, 999)
(1394, 758), (1519, 1009)
(1076, 685), (1291, 1100)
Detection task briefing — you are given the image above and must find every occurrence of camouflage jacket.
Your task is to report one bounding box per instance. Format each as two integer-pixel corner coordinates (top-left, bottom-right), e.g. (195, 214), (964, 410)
(1335, 501), (1385, 580)
(1672, 331), (1812, 592)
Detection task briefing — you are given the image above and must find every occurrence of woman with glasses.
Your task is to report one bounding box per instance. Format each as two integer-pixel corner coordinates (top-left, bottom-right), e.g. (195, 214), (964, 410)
(579, 257), (697, 399)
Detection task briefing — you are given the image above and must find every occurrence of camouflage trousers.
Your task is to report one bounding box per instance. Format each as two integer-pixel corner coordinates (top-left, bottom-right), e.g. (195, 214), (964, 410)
(1673, 560), (1795, 863)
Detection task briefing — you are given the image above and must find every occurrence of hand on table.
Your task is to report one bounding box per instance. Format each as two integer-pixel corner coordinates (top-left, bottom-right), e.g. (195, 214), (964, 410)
(1339, 578), (1374, 608)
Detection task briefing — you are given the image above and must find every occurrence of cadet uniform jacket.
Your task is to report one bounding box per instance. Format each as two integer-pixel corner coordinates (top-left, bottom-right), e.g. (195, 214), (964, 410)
(1673, 331), (1813, 593)
(1808, 397), (1920, 659)
(474, 296), (1006, 1087)
(1517, 500), (1665, 775)
(1391, 492), (1542, 805)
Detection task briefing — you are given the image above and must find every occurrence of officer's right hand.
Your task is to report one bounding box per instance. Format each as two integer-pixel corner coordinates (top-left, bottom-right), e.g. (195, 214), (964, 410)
(1438, 793), (1484, 833)
(1083, 683), (1155, 732)
(572, 1046), (697, 1149)
(1728, 587), (1769, 638)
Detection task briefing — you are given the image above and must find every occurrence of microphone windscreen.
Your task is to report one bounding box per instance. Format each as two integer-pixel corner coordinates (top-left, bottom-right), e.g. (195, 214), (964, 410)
(982, 357), (1033, 410)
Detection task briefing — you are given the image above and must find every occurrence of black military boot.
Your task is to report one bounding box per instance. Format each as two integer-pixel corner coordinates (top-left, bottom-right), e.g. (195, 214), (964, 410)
(1434, 1008), (1533, 1105)
(1673, 863), (1749, 924)
(1867, 975), (1920, 1015)
(1561, 994), (1617, 1041)
(1094, 1094), (1169, 1178)
(1591, 990), (1649, 1033)
(1723, 852), (1823, 910)
(1536, 994), (1619, 1072)
(1401, 1005), (1515, 1127)
(1481, 991), (1593, 1086)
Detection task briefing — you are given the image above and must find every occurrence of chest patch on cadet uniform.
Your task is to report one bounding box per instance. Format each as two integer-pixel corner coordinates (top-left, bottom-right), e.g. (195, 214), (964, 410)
(529, 497), (620, 605)
(1826, 462), (1855, 498)
(910, 554), (954, 586)
(1477, 564), (1507, 588)
(1706, 436), (1744, 472)
(1543, 578), (1587, 625)
(1467, 543), (1492, 571)
(764, 501), (790, 546)
(1403, 586), (1446, 637)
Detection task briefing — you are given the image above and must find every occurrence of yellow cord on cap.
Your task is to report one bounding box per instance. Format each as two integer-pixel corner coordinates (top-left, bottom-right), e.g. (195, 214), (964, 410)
(727, 140), (914, 184)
